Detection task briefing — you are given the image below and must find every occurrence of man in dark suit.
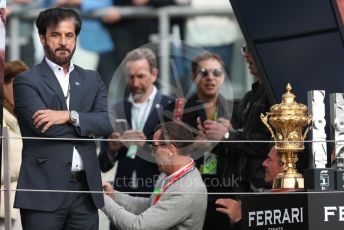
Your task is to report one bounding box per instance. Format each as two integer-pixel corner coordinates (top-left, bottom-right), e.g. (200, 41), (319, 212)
(98, 48), (173, 230)
(13, 8), (112, 230)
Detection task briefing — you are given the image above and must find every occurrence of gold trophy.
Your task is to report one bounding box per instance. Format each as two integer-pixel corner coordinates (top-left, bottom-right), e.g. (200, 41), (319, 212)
(261, 83), (311, 191)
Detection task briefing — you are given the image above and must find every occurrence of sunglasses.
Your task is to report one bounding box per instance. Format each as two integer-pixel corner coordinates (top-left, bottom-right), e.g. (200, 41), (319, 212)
(148, 142), (169, 153)
(197, 68), (223, 78)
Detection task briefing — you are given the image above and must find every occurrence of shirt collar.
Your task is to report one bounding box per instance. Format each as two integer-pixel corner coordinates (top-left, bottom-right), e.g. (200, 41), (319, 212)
(45, 57), (74, 73)
(166, 158), (194, 181)
(128, 85), (157, 105)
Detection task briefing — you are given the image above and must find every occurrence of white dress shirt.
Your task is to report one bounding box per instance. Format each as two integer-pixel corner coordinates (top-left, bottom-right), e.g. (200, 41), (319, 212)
(128, 86), (157, 131)
(46, 57), (84, 172)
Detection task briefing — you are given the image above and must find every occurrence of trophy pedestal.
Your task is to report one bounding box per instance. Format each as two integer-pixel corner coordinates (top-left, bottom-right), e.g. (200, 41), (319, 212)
(334, 169), (344, 190)
(272, 172), (304, 192)
(304, 168), (334, 191)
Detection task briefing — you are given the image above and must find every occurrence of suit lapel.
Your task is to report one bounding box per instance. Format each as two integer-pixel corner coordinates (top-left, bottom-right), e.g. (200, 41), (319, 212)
(124, 99), (132, 129)
(40, 60), (67, 110)
(69, 67), (83, 111)
(142, 92), (162, 135)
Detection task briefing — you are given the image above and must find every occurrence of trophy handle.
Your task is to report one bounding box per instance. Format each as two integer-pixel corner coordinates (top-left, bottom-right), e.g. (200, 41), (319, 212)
(261, 113), (276, 139)
(302, 116), (313, 140)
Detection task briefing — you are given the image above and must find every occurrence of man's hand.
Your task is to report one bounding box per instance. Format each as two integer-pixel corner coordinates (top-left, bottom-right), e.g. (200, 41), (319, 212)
(216, 198), (242, 224)
(203, 119), (229, 140)
(217, 117), (232, 131)
(33, 110), (70, 133)
(108, 132), (123, 153)
(121, 130), (147, 147)
(193, 129), (212, 152)
(102, 181), (115, 197)
(197, 117), (205, 133)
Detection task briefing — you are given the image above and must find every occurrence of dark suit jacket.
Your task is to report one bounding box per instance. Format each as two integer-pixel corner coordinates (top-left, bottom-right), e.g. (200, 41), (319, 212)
(13, 59), (112, 211)
(98, 91), (174, 194)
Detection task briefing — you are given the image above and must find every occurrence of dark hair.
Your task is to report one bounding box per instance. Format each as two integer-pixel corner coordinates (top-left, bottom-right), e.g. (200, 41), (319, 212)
(191, 52), (225, 75)
(4, 60), (28, 84)
(123, 48), (157, 72)
(36, 8), (82, 36)
(155, 121), (194, 156)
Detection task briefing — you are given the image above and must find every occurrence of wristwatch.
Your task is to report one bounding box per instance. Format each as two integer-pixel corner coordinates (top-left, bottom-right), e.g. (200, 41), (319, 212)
(69, 110), (79, 125)
(223, 131), (230, 140)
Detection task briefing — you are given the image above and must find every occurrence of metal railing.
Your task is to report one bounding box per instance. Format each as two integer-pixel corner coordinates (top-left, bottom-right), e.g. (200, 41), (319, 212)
(2, 127), (11, 230)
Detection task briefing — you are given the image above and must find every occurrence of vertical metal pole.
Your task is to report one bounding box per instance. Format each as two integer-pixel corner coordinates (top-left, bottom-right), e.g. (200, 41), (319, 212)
(3, 127), (12, 230)
(8, 16), (21, 61)
(158, 10), (171, 95)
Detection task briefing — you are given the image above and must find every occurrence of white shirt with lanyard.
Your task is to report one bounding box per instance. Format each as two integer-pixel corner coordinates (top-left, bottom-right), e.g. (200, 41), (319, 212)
(126, 86), (157, 159)
(46, 57), (84, 172)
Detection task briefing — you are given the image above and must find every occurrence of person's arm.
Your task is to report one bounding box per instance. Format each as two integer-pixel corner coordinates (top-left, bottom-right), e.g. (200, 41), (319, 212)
(102, 192), (192, 230)
(77, 72), (113, 137)
(102, 181), (151, 214)
(13, 73), (76, 138)
(202, 118), (231, 141)
(98, 142), (117, 172)
(216, 198), (242, 224)
(98, 133), (123, 172)
(221, 129), (270, 158)
(112, 192), (151, 214)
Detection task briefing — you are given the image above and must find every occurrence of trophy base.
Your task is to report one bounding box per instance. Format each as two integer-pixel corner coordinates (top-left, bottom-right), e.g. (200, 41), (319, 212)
(272, 172), (304, 192)
(304, 168), (334, 191)
(334, 169), (344, 190)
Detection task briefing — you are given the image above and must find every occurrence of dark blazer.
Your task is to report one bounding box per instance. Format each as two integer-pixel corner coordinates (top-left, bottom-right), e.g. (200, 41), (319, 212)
(13, 60), (112, 211)
(98, 91), (174, 194)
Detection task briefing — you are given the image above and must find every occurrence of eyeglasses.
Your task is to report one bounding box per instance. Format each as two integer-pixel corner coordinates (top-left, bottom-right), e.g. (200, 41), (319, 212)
(148, 142), (169, 153)
(197, 68), (223, 78)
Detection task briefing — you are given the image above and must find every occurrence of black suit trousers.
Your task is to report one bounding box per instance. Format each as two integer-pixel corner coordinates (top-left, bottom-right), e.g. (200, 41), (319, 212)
(20, 176), (98, 230)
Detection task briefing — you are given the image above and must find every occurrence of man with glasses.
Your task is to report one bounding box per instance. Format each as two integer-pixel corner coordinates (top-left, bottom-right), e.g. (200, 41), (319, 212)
(101, 121), (207, 230)
(98, 47), (174, 229)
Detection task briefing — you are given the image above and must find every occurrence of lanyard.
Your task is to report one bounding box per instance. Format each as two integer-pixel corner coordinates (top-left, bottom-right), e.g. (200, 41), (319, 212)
(152, 160), (195, 205)
(127, 100), (152, 159)
(212, 106), (218, 121)
(206, 104), (218, 121)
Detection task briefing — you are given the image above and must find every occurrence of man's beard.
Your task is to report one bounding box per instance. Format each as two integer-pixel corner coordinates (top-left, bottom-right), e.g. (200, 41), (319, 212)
(130, 88), (146, 101)
(44, 42), (75, 66)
